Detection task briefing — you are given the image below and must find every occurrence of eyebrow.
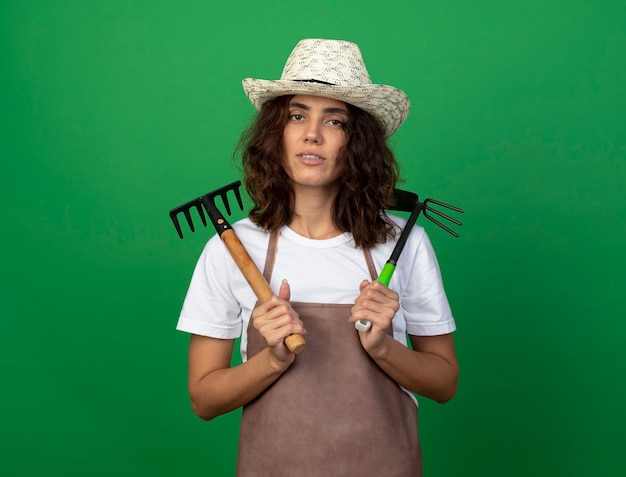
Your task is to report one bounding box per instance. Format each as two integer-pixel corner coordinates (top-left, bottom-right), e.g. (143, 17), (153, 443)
(289, 101), (349, 116)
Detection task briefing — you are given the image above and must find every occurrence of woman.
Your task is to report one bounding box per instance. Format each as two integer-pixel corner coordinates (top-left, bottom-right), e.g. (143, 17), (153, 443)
(177, 39), (458, 476)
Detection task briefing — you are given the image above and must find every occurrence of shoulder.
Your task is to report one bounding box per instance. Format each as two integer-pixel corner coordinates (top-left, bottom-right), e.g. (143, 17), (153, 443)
(372, 213), (428, 255)
(231, 216), (265, 234)
(197, 217), (269, 267)
(369, 215), (440, 289)
(231, 217), (272, 252)
(204, 217), (269, 248)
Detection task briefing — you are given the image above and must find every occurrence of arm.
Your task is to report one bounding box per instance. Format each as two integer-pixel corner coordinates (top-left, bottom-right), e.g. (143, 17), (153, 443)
(350, 280), (459, 403)
(369, 333), (458, 404)
(187, 280), (304, 420)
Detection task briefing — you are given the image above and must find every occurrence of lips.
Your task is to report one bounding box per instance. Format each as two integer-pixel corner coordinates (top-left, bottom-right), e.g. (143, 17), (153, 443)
(298, 153), (324, 159)
(297, 153), (325, 165)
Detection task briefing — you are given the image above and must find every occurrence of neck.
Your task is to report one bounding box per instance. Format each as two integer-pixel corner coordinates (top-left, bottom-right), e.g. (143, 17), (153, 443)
(289, 183), (342, 239)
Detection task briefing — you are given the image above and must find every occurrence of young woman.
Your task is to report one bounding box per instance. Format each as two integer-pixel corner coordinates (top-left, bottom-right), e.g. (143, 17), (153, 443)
(177, 39), (458, 476)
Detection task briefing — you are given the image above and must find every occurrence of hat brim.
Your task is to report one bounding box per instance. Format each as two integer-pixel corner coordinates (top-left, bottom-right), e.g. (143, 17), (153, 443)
(242, 78), (410, 137)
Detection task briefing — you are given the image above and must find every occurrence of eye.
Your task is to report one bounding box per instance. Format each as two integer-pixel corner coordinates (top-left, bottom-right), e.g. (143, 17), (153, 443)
(289, 113), (305, 121)
(327, 119), (345, 127)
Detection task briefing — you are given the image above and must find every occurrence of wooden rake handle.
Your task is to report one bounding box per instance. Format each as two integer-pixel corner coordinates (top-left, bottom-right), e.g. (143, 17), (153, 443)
(221, 229), (307, 355)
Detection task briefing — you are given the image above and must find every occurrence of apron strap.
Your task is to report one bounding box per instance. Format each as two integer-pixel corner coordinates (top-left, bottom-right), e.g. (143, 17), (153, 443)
(363, 246), (378, 281)
(262, 228), (280, 282)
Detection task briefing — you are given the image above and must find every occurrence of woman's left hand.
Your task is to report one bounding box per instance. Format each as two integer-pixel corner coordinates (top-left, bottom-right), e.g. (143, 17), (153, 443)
(350, 280), (400, 353)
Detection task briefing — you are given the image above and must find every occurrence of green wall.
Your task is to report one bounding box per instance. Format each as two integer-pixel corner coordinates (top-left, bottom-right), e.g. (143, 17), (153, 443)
(2, 1), (624, 475)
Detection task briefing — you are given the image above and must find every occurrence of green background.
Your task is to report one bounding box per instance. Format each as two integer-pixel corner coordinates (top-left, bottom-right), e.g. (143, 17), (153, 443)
(2, 1), (625, 475)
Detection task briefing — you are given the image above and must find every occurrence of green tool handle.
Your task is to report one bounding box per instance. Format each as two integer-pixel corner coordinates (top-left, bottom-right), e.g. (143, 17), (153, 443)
(354, 196), (422, 333)
(354, 262), (396, 332)
(377, 262), (396, 287)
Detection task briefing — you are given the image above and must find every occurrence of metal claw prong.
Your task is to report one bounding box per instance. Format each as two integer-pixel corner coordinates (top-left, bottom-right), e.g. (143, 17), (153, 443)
(170, 213), (183, 239)
(195, 203), (207, 227)
(220, 191), (232, 216)
(424, 204), (463, 226)
(183, 209), (195, 232)
(425, 198), (464, 214)
(233, 187), (244, 211)
(423, 212), (460, 237)
(422, 198), (464, 238)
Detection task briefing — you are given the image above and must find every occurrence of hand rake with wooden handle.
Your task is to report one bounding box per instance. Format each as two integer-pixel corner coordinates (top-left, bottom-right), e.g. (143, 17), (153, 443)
(170, 180), (307, 355)
(355, 189), (464, 332)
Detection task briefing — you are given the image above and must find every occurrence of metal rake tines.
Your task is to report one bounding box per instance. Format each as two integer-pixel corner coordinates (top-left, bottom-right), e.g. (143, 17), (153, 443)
(169, 181), (244, 239)
(422, 198), (464, 238)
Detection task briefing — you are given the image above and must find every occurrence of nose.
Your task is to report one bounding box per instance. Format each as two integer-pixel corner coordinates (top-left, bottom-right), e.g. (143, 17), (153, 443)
(304, 120), (322, 144)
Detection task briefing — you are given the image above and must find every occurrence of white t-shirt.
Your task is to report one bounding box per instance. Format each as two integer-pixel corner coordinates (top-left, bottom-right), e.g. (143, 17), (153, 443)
(177, 217), (456, 360)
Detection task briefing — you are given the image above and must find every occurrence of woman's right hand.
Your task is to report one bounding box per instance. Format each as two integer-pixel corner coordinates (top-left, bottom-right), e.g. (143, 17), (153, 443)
(250, 279), (305, 366)
(187, 280), (303, 420)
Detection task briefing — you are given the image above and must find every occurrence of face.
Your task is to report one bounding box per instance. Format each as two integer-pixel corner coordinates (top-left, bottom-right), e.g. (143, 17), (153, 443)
(281, 95), (349, 192)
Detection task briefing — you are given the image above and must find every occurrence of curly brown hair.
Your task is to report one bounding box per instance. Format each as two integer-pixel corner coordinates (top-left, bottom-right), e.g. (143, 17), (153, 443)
(237, 95), (400, 248)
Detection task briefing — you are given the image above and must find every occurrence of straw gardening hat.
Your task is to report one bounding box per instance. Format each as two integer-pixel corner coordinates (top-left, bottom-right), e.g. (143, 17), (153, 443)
(242, 39), (410, 137)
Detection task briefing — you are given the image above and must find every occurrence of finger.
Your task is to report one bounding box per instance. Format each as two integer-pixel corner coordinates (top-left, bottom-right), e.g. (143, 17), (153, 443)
(279, 279), (291, 301)
(366, 280), (399, 302)
(356, 300), (397, 317)
(255, 302), (297, 327)
(373, 278), (397, 293)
